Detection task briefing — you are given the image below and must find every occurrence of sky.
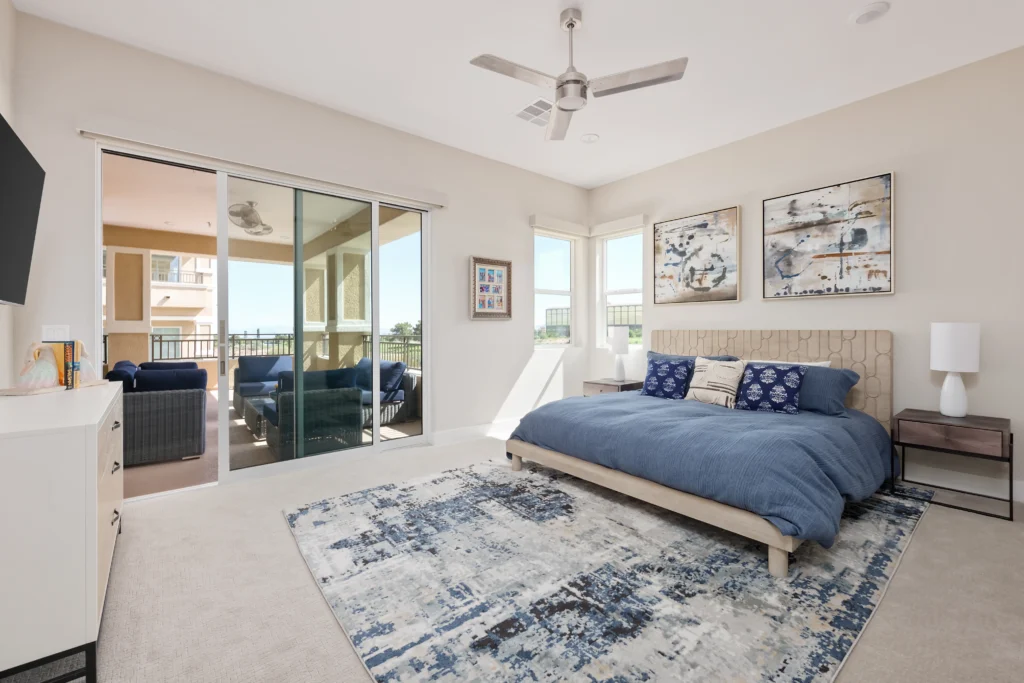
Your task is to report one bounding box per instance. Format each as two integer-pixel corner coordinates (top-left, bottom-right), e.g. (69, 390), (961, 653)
(533, 232), (642, 328)
(228, 231), (422, 335)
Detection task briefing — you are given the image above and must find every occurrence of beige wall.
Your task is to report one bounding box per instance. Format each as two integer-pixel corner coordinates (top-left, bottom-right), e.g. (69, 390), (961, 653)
(106, 332), (149, 366)
(112, 252), (144, 321)
(0, 0), (15, 387)
(589, 47), (1024, 499)
(13, 16), (589, 433)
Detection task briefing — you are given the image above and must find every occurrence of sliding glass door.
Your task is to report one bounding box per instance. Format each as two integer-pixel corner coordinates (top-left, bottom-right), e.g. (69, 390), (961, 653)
(217, 173), (425, 476)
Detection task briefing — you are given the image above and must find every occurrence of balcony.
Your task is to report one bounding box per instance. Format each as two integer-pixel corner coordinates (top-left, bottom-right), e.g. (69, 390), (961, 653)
(152, 270), (208, 285)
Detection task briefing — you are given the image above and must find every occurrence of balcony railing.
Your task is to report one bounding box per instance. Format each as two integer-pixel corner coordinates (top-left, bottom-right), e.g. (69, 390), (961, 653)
(148, 333), (294, 361)
(152, 270), (208, 285)
(363, 335), (422, 371)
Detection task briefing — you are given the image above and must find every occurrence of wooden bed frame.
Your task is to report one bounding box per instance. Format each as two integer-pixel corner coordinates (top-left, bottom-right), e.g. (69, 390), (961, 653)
(506, 329), (893, 578)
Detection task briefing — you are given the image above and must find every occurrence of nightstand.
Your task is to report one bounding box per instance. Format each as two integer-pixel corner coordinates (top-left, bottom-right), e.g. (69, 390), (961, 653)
(892, 409), (1013, 521)
(582, 378), (643, 397)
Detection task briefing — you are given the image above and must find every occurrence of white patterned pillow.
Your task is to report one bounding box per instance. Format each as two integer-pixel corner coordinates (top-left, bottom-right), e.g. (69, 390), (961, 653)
(685, 357), (746, 408)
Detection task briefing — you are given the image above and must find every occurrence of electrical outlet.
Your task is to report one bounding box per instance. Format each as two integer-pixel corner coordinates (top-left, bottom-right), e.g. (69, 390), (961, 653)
(41, 325), (71, 341)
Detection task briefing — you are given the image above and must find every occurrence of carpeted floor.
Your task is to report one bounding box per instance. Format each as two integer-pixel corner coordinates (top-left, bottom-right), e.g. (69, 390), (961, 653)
(98, 438), (1024, 682)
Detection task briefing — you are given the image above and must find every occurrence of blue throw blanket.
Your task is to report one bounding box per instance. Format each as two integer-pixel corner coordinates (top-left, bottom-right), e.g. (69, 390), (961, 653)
(510, 392), (893, 546)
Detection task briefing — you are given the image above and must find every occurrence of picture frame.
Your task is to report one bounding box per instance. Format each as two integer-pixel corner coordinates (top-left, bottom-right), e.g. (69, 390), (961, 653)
(653, 206), (741, 304)
(762, 172), (893, 300)
(470, 256), (512, 320)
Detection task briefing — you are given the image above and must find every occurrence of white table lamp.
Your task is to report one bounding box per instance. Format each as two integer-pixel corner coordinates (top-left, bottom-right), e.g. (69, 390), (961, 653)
(610, 326), (629, 381)
(930, 322), (980, 417)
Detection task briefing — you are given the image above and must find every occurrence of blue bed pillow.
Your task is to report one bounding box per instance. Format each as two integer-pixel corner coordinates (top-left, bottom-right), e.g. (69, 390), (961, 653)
(640, 357), (695, 399)
(799, 366), (860, 416)
(648, 351), (738, 363)
(735, 362), (807, 414)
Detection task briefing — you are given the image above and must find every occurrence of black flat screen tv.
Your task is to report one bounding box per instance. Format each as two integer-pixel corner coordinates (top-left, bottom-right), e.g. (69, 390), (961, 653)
(0, 111), (45, 306)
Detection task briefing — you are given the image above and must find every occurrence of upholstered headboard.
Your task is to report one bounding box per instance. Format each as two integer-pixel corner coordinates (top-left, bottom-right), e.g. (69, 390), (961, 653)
(650, 329), (893, 432)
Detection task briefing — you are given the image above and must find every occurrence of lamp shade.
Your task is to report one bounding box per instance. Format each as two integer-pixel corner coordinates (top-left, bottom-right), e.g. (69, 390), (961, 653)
(609, 326), (629, 355)
(930, 322), (980, 373)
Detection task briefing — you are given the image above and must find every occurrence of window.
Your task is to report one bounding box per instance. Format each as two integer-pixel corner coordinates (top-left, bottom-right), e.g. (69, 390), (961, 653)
(151, 254), (180, 282)
(534, 233), (573, 345)
(600, 232), (643, 345)
(151, 326), (183, 360)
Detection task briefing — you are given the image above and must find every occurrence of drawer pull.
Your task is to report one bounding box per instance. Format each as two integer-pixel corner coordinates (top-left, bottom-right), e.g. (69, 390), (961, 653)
(112, 460), (121, 474)
(111, 509), (120, 526)
(112, 420), (122, 431)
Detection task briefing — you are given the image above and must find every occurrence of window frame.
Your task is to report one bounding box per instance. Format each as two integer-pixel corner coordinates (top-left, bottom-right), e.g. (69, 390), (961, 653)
(597, 229), (643, 348)
(533, 230), (576, 347)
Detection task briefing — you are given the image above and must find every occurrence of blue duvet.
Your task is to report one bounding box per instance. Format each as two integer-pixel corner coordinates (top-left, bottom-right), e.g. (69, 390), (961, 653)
(510, 392), (893, 546)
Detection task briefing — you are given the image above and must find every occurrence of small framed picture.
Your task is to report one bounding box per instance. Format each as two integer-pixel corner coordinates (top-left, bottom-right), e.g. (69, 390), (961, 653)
(471, 256), (512, 320)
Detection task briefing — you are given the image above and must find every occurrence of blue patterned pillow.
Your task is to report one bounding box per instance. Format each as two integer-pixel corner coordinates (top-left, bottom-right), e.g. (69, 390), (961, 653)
(640, 357), (695, 399)
(735, 363), (808, 414)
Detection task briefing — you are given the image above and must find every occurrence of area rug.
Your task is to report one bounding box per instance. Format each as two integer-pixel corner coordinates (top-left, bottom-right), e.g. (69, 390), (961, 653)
(284, 461), (929, 682)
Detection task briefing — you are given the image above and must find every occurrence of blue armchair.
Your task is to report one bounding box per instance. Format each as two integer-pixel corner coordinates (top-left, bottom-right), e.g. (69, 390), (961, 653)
(233, 354), (293, 415)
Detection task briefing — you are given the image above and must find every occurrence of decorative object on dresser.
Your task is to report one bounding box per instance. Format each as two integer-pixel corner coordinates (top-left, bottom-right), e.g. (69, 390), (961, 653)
(763, 173), (893, 299)
(654, 206), (740, 304)
(930, 322), (980, 418)
(892, 409), (1012, 520)
(609, 325), (629, 381)
(470, 256), (511, 320)
(583, 377), (642, 396)
(286, 461), (928, 682)
(0, 382), (124, 683)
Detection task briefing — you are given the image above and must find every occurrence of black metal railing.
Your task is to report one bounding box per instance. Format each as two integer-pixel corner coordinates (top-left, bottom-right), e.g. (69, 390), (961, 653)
(103, 334), (108, 365)
(152, 270), (207, 285)
(363, 335), (422, 371)
(148, 332), (295, 360)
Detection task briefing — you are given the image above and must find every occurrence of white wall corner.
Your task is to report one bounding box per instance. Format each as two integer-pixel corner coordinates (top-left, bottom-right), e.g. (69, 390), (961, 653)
(590, 214), (647, 238)
(529, 214), (588, 238)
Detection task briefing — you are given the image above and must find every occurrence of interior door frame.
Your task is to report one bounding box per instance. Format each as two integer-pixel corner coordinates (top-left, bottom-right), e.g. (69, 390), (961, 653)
(92, 139), (433, 487)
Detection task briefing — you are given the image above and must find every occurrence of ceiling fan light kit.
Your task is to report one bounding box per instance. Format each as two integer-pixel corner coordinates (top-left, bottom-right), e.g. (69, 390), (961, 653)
(470, 7), (688, 141)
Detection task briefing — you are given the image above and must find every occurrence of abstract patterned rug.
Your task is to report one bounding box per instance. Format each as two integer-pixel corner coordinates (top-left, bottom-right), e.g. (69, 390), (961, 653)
(284, 461), (929, 682)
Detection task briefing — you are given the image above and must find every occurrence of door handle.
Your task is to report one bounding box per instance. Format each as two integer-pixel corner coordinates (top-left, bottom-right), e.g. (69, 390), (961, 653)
(111, 509), (120, 526)
(112, 460), (121, 474)
(112, 420), (121, 431)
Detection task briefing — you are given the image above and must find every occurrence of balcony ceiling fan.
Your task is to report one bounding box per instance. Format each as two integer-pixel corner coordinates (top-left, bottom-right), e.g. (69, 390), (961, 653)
(228, 200), (274, 237)
(470, 8), (688, 141)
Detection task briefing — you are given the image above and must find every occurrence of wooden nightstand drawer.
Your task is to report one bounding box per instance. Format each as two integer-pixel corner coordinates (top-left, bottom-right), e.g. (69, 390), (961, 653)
(898, 420), (1004, 458)
(583, 379), (642, 397)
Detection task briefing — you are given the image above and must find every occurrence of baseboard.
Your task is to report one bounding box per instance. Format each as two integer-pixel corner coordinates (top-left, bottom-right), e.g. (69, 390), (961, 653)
(430, 419), (520, 447)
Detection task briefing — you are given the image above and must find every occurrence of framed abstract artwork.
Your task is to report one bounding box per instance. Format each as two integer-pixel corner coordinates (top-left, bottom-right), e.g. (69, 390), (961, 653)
(763, 172), (893, 299)
(470, 256), (512, 320)
(654, 206), (740, 304)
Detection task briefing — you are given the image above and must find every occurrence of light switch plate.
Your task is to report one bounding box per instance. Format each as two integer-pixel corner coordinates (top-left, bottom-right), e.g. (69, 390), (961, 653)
(41, 325), (71, 341)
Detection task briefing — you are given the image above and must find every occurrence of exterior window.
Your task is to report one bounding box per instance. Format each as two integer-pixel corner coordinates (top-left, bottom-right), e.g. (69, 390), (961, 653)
(151, 326), (183, 360)
(600, 232), (642, 345)
(534, 233), (573, 345)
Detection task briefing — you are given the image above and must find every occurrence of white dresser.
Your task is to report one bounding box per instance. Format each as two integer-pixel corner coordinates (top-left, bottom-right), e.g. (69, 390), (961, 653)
(0, 382), (123, 681)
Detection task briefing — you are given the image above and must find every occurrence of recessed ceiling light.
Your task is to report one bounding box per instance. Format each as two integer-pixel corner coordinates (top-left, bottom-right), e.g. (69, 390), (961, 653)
(163, 221), (175, 226)
(850, 1), (890, 25)
(580, 133), (600, 144)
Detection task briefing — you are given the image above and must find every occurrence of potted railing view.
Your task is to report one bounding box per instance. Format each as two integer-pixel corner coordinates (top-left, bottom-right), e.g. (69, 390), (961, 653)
(147, 333), (295, 360)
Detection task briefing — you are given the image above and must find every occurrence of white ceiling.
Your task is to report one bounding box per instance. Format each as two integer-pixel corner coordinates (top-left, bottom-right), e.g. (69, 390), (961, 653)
(20, 1), (1024, 188)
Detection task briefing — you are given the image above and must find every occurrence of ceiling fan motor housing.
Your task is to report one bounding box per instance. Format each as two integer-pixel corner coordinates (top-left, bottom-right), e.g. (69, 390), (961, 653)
(557, 72), (588, 111)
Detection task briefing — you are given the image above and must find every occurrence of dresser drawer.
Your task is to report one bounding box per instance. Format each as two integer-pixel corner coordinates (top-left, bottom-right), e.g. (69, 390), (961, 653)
(98, 399), (123, 478)
(898, 420), (1004, 458)
(96, 456), (123, 620)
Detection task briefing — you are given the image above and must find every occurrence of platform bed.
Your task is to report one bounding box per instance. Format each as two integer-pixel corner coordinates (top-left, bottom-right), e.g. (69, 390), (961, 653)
(507, 329), (894, 579)
(506, 439), (801, 577)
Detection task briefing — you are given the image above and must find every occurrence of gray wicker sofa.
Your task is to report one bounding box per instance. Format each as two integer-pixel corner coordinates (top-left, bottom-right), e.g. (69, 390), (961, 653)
(264, 387), (362, 460)
(106, 361), (208, 466)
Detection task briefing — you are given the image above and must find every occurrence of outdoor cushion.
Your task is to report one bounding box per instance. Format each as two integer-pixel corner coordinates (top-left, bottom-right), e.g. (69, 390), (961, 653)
(360, 389), (405, 405)
(135, 368), (208, 392)
(107, 360), (139, 392)
(237, 355), (293, 383)
(237, 380), (278, 397)
(139, 361), (199, 370)
(262, 402), (279, 427)
(353, 357), (407, 399)
(278, 368), (359, 393)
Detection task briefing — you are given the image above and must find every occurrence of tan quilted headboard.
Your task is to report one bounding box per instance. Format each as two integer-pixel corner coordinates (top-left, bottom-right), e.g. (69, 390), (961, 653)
(650, 330), (893, 432)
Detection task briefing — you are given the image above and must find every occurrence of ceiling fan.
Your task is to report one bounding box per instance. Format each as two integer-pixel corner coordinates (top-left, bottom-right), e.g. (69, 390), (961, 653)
(470, 8), (688, 141)
(228, 200), (274, 237)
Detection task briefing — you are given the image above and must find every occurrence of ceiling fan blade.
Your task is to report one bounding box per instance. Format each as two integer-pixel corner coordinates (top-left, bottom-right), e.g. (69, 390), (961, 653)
(546, 106), (573, 141)
(590, 57), (688, 98)
(470, 54), (557, 90)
